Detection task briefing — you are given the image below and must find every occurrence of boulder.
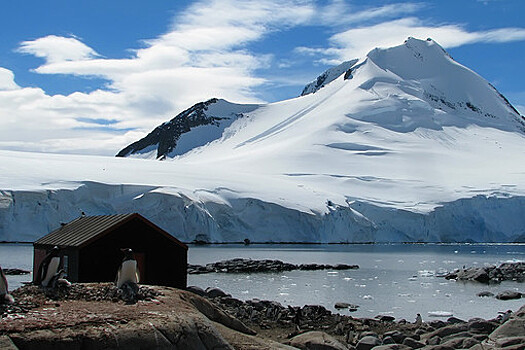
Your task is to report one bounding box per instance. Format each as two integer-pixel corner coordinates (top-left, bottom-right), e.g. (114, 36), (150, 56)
(335, 302), (350, 309)
(422, 324), (468, 340)
(428, 320), (446, 329)
(371, 345), (411, 350)
(401, 337), (424, 349)
(383, 331), (405, 344)
(468, 320), (497, 334)
(476, 291), (494, 298)
(186, 285), (206, 296)
(285, 331), (349, 350)
(205, 287), (229, 298)
(489, 318), (525, 340)
(382, 336), (396, 345)
(427, 335), (441, 345)
(440, 331), (472, 344)
(496, 291), (522, 300)
(356, 336), (381, 350)
(439, 336), (472, 349)
(446, 317), (465, 324)
(0, 336), (18, 350)
(460, 337), (480, 348)
(495, 336), (525, 348)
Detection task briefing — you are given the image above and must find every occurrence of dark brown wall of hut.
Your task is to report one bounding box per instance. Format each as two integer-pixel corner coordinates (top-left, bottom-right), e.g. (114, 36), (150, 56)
(78, 218), (187, 288)
(32, 248), (47, 283)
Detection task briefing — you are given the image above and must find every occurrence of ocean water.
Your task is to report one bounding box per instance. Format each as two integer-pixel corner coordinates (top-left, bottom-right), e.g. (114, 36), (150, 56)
(1, 243), (524, 321)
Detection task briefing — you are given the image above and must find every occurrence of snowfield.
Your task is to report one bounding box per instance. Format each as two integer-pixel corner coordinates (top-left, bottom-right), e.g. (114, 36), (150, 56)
(1, 38), (525, 243)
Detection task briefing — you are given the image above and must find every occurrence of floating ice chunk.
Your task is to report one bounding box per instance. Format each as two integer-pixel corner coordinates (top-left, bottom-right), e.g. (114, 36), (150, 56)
(419, 270), (434, 277)
(428, 311), (453, 317)
(363, 295), (373, 300)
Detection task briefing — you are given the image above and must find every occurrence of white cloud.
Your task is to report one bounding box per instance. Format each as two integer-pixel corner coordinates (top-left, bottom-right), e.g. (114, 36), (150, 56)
(314, 17), (525, 61)
(317, 2), (424, 26)
(17, 35), (100, 64)
(0, 67), (20, 90)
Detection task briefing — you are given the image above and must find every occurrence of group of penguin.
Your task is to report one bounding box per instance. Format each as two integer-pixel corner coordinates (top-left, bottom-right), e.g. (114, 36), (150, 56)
(0, 247), (139, 305)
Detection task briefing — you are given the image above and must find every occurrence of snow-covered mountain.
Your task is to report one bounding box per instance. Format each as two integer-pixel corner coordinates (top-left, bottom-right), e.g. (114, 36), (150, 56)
(1, 37), (525, 243)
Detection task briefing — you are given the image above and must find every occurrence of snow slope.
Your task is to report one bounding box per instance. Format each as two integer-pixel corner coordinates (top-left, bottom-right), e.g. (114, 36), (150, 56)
(1, 38), (525, 243)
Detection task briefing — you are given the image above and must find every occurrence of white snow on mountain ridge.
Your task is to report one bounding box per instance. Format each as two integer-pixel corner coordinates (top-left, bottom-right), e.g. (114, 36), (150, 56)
(1, 37), (525, 243)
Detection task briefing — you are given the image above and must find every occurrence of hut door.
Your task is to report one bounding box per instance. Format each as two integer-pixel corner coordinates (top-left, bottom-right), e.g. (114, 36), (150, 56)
(134, 252), (146, 283)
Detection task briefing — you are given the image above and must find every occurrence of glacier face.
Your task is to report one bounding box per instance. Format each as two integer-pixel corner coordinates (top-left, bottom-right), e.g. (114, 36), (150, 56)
(1, 183), (524, 243)
(1, 38), (525, 243)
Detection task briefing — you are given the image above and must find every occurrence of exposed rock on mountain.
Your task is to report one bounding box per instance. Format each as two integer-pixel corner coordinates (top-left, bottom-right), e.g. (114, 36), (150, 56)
(116, 98), (259, 160)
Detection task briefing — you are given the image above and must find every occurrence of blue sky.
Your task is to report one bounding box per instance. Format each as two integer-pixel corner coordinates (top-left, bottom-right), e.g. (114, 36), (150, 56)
(0, 0), (524, 155)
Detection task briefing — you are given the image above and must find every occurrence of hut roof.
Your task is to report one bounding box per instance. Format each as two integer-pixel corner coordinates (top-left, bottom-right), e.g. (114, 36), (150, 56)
(34, 213), (187, 249)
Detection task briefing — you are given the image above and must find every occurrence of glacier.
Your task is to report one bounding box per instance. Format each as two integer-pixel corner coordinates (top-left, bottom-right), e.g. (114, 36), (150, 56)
(1, 37), (525, 243)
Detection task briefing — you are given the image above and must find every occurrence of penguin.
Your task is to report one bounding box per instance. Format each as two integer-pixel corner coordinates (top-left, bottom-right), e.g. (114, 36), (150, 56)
(116, 248), (140, 288)
(415, 313), (422, 326)
(0, 265), (15, 304)
(36, 246), (62, 287)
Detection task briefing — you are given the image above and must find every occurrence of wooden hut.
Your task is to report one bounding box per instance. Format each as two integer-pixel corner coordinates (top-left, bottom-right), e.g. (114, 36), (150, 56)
(33, 213), (188, 288)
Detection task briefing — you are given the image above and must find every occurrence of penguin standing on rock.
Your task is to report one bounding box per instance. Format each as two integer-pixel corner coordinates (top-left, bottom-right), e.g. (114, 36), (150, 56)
(415, 313), (422, 326)
(36, 246), (61, 287)
(116, 248), (140, 288)
(116, 248), (140, 303)
(0, 266), (15, 304)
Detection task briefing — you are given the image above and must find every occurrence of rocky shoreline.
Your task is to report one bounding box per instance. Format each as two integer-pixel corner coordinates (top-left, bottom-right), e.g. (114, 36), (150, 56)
(187, 285), (525, 349)
(1, 282), (524, 349)
(188, 258), (359, 274)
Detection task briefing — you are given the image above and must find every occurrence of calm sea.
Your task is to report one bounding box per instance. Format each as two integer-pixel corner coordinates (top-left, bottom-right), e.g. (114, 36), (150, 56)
(1, 243), (524, 321)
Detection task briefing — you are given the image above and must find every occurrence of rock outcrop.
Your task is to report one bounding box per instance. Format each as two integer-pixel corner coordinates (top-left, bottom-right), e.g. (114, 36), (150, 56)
(188, 258), (359, 274)
(444, 262), (525, 284)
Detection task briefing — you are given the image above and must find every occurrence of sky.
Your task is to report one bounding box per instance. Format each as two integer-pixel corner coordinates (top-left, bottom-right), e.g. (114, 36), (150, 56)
(0, 0), (524, 156)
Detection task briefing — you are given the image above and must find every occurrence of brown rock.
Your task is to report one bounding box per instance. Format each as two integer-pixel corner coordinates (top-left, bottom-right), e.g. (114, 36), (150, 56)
(489, 318), (525, 341)
(402, 337), (425, 349)
(286, 331), (349, 350)
(495, 336), (525, 348)
(0, 336), (18, 350)
(356, 335), (381, 350)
